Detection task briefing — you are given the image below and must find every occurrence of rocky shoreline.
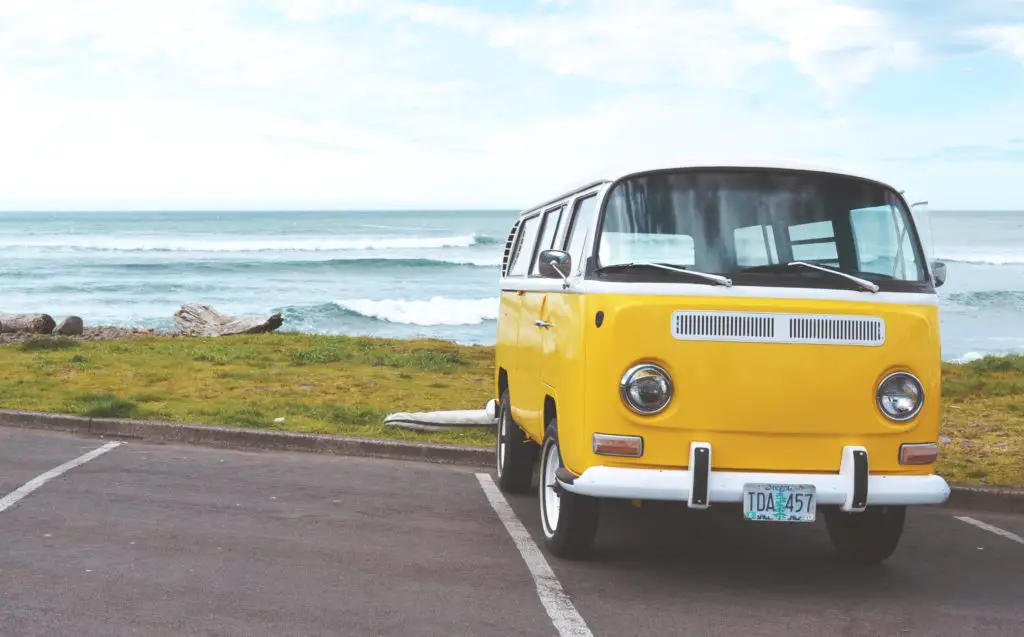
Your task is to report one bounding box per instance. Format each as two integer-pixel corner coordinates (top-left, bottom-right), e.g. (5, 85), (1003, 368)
(0, 326), (179, 345)
(0, 304), (284, 345)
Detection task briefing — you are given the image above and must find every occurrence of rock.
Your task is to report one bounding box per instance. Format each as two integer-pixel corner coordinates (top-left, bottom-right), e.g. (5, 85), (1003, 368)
(173, 303), (284, 337)
(55, 316), (85, 336)
(0, 313), (57, 334)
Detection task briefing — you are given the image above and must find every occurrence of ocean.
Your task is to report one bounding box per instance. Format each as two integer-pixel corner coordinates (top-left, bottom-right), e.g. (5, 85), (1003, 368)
(0, 209), (1021, 362)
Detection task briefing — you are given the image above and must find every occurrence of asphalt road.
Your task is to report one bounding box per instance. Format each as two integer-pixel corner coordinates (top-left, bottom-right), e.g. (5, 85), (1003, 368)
(1, 427), (1022, 637)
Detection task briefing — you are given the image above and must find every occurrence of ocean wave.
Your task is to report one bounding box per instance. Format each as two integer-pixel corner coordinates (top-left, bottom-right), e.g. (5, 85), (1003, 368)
(948, 350), (1024, 364)
(81, 256), (502, 272)
(944, 291), (1024, 311)
(334, 297), (499, 326)
(0, 233), (500, 253)
(934, 249), (1024, 265)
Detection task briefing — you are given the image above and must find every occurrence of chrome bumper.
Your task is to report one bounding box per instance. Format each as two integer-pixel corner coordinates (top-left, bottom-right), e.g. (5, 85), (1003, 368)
(557, 443), (951, 512)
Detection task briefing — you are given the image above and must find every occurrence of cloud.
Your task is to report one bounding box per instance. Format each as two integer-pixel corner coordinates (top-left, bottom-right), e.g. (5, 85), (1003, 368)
(732, 0), (926, 99)
(0, 0), (1022, 210)
(888, 145), (1024, 162)
(968, 24), (1024, 62)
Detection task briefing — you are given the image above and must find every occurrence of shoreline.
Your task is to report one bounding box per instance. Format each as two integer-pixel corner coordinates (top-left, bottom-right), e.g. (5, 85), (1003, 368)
(0, 326), (178, 345)
(0, 325), (1018, 363)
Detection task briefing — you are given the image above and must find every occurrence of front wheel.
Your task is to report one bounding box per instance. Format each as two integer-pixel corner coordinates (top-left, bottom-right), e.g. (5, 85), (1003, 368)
(539, 423), (599, 559)
(824, 505), (906, 564)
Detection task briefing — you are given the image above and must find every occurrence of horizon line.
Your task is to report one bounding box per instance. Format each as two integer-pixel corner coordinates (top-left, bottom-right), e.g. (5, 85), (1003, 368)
(1, 207), (1023, 214)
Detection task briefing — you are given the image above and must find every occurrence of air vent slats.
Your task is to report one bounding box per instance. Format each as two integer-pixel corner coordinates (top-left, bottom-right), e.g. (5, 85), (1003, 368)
(500, 220), (521, 277)
(672, 311), (884, 346)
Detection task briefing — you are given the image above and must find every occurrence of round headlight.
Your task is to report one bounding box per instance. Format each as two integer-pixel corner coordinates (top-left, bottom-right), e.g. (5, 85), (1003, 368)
(876, 372), (924, 422)
(620, 363), (673, 415)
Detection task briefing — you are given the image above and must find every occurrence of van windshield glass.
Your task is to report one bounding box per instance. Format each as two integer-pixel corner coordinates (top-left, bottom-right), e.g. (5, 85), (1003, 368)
(594, 169), (928, 288)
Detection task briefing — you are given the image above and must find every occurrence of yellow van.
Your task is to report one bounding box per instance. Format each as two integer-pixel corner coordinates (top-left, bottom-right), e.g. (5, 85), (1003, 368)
(491, 161), (951, 563)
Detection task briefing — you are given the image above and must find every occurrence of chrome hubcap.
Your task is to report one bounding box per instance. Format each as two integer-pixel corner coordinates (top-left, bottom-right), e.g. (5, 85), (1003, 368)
(542, 442), (561, 534)
(497, 408), (507, 476)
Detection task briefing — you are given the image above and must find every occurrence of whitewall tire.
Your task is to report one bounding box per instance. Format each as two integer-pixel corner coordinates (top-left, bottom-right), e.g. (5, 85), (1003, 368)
(539, 421), (599, 559)
(495, 389), (537, 494)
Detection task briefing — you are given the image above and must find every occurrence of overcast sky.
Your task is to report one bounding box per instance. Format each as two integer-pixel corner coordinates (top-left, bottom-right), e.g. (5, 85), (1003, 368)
(0, 0), (1022, 211)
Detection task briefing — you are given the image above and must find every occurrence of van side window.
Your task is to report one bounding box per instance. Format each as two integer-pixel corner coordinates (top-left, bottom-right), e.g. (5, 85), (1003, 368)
(530, 206), (565, 275)
(563, 195), (598, 275)
(507, 214), (542, 277)
(734, 225), (779, 267)
(788, 220), (839, 266)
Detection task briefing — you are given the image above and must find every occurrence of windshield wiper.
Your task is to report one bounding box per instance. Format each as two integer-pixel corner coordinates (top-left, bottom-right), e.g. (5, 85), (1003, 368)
(740, 261), (880, 293)
(787, 261), (879, 293)
(595, 262), (732, 287)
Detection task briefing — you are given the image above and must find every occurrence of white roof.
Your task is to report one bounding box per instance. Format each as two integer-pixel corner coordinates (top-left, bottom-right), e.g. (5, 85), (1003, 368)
(532, 155), (902, 212)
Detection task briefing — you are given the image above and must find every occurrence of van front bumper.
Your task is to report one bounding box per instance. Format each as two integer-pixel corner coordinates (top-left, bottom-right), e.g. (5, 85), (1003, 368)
(557, 444), (950, 512)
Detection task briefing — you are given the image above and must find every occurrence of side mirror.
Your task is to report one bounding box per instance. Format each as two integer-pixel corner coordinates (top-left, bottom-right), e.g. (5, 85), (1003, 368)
(538, 250), (572, 286)
(931, 260), (947, 288)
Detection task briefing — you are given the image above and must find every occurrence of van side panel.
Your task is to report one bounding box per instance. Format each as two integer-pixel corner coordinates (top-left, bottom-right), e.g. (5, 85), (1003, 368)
(569, 293), (942, 477)
(540, 292), (588, 451)
(496, 289), (521, 401)
(514, 291), (547, 438)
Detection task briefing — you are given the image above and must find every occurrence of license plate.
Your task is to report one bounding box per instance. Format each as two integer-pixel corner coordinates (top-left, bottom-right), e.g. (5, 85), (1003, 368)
(742, 484), (816, 522)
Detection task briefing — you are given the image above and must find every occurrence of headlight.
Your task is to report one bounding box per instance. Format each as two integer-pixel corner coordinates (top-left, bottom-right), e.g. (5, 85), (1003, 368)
(876, 372), (924, 422)
(620, 363), (673, 414)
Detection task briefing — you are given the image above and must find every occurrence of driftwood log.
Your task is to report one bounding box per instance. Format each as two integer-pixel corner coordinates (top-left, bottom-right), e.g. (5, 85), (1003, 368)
(173, 303), (284, 337)
(0, 313), (57, 335)
(383, 409), (497, 432)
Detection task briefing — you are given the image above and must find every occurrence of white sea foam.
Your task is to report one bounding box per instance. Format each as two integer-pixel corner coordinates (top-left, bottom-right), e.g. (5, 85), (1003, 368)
(934, 248), (1024, 265)
(336, 297), (499, 326)
(0, 234), (491, 252)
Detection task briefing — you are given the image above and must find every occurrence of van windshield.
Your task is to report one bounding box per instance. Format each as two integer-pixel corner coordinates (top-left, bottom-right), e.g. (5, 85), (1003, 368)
(593, 168), (930, 291)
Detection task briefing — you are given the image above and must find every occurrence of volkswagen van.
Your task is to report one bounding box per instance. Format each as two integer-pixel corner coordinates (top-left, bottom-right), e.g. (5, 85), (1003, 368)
(490, 161), (951, 563)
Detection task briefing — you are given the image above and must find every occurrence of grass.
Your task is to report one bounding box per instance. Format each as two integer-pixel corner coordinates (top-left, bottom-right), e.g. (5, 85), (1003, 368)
(0, 334), (1020, 486)
(936, 354), (1024, 487)
(0, 333), (495, 447)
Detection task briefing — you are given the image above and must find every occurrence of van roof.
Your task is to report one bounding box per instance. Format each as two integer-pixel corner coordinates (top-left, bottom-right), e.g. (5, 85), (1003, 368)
(523, 157), (902, 216)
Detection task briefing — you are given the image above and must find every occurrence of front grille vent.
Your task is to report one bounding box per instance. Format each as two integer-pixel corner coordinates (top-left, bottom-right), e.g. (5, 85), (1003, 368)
(671, 311), (885, 346)
(788, 316), (884, 345)
(675, 313), (776, 340)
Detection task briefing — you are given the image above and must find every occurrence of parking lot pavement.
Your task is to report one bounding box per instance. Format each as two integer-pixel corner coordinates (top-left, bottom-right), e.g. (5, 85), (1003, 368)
(0, 430), (557, 637)
(950, 508), (1024, 544)
(501, 490), (1024, 637)
(1, 427), (1022, 637)
(0, 428), (110, 496)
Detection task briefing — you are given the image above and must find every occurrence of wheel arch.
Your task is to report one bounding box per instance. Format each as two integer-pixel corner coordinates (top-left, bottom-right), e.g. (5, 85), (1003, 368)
(544, 394), (557, 439)
(497, 367), (509, 400)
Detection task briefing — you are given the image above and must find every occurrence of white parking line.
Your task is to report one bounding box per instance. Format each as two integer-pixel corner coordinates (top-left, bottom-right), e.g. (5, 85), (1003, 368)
(955, 516), (1024, 546)
(476, 473), (593, 637)
(0, 442), (122, 515)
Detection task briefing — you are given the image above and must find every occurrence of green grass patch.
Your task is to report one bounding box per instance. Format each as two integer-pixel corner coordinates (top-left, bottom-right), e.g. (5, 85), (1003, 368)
(0, 333), (494, 446)
(19, 337), (79, 352)
(288, 336), (465, 371)
(66, 393), (140, 418)
(0, 334), (1020, 485)
(937, 355), (1024, 486)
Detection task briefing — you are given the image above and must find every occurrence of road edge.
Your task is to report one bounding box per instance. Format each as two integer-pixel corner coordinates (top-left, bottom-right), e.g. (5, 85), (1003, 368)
(944, 483), (1024, 515)
(0, 409), (492, 468)
(2, 409), (1021, 513)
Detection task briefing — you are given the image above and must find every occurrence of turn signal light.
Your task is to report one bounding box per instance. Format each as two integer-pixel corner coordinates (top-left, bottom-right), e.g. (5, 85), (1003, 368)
(899, 443), (938, 465)
(593, 434), (643, 457)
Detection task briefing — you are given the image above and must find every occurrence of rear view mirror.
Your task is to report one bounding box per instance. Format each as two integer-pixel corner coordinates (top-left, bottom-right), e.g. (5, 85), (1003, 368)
(538, 250), (572, 286)
(931, 261), (947, 288)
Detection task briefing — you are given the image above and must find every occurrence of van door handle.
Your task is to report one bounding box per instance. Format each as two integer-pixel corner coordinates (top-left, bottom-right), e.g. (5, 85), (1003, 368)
(534, 320), (553, 329)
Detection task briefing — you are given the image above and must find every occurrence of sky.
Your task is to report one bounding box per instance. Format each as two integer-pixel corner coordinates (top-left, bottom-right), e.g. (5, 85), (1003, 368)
(0, 0), (1022, 212)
